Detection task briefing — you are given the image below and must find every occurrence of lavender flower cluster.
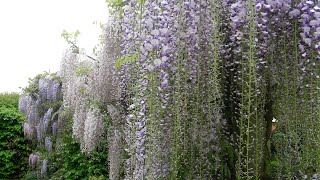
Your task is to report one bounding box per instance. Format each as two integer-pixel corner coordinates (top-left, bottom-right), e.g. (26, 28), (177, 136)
(117, 0), (227, 179)
(19, 74), (63, 175)
(297, 0), (320, 56)
(39, 76), (62, 102)
(115, 0), (320, 179)
(53, 0), (320, 179)
(28, 153), (40, 169)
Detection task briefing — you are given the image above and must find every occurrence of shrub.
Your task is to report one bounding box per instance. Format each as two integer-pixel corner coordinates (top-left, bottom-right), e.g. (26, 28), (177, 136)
(0, 104), (30, 179)
(0, 93), (19, 109)
(49, 116), (109, 179)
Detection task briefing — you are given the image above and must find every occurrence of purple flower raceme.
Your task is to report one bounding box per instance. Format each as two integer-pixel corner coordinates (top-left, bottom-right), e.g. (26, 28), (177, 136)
(225, 0), (294, 177)
(19, 95), (31, 114)
(39, 78), (49, 101)
(36, 121), (44, 141)
(297, 0), (320, 57)
(28, 153), (40, 169)
(19, 73), (63, 175)
(41, 159), (48, 176)
(43, 108), (53, 132)
(38, 76), (62, 102)
(50, 80), (62, 102)
(18, 0), (320, 179)
(52, 122), (57, 136)
(27, 103), (39, 125)
(118, 0), (227, 179)
(23, 122), (34, 139)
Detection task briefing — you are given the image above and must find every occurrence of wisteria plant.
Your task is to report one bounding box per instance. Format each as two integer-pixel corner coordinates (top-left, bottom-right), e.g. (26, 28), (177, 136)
(19, 0), (320, 179)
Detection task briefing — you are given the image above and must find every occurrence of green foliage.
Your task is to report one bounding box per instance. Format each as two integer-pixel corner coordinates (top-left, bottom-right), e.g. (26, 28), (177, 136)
(219, 140), (234, 179)
(0, 93), (19, 109)
(271, 132), (286, 152)
(115, 54), (138, 70)
(0, 104), (30, 179)
(42, 101), (63, 112)
(23, 171), (37, 180)
(265, 159), (280, 179)
(22, 82), (39, 95)
(61, 30), (81, 53)
(75, 62), (93, 77)
(61, 30), (80, 45)
(47, 109), (109, 180)
(89, 176), (106, 180)
(105, 0), (128, 9)
(22, 71), (59, 95)
(49, 72), (61, 82)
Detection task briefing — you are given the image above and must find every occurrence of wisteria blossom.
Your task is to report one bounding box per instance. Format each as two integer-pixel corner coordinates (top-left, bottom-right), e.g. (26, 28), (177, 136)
(40, 159), (48, 177)
(19, 73), (63, 175)
(28, 153), (40, 169)
(82, 106), (105, 153)
(18, 0), (320, 179)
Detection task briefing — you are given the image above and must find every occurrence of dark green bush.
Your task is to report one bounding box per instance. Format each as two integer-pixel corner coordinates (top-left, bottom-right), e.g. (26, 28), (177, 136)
(49, 134), (109, 180)
(47, 109), (109, 180)
(0, 103), (30, 179)
(0, 93), (19, 109)
(265, 159), (280, 179)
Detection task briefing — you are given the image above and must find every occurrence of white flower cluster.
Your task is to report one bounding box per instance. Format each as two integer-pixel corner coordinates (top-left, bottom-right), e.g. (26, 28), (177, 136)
(60, 20), (121, 154)
(72, 102), (87, 144)
(82, 106), (104, 153)
(89, 24), (121, 104)
(60, 52), (79, 109)
(45, 137), (53, 152)
(60, 51), (93, 146)
(107, 105), (123, 180)
(60, 50), (110, 153)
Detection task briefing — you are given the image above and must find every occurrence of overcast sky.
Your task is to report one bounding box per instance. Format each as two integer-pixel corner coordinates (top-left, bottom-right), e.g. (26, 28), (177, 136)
(0, 0), (108, 93)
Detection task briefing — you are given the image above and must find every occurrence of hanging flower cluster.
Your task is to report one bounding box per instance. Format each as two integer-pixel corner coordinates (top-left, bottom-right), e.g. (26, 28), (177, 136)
(114, 0), (320, 179)
(297, 0), (320, 56)
(116, 0), (227, 179)
(60, 51), (95, 148)
(82, 106), (105, 153)
(19, 75), (62, 141)
(19, 95), (31, 114)
(39, 76), (62, 102)
(43, 0), (320, 179)
(45, 137), (53, 152)
(19, 74), (63, 175)
(107, 104), (123, 180)
(28, 153), (40, 169)
(59, 23), (119, 153)
(40, 159), (48, 177)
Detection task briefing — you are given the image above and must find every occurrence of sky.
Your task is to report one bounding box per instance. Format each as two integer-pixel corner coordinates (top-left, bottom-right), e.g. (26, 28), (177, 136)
(0, 0), (108, 93)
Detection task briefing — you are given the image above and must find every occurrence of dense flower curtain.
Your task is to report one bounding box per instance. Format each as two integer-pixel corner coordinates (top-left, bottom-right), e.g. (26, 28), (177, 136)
(20, 0), (320, 179)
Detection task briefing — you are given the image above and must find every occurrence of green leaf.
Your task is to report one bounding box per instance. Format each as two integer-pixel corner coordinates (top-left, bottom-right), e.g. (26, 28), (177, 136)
(115, 54), (138, 70)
